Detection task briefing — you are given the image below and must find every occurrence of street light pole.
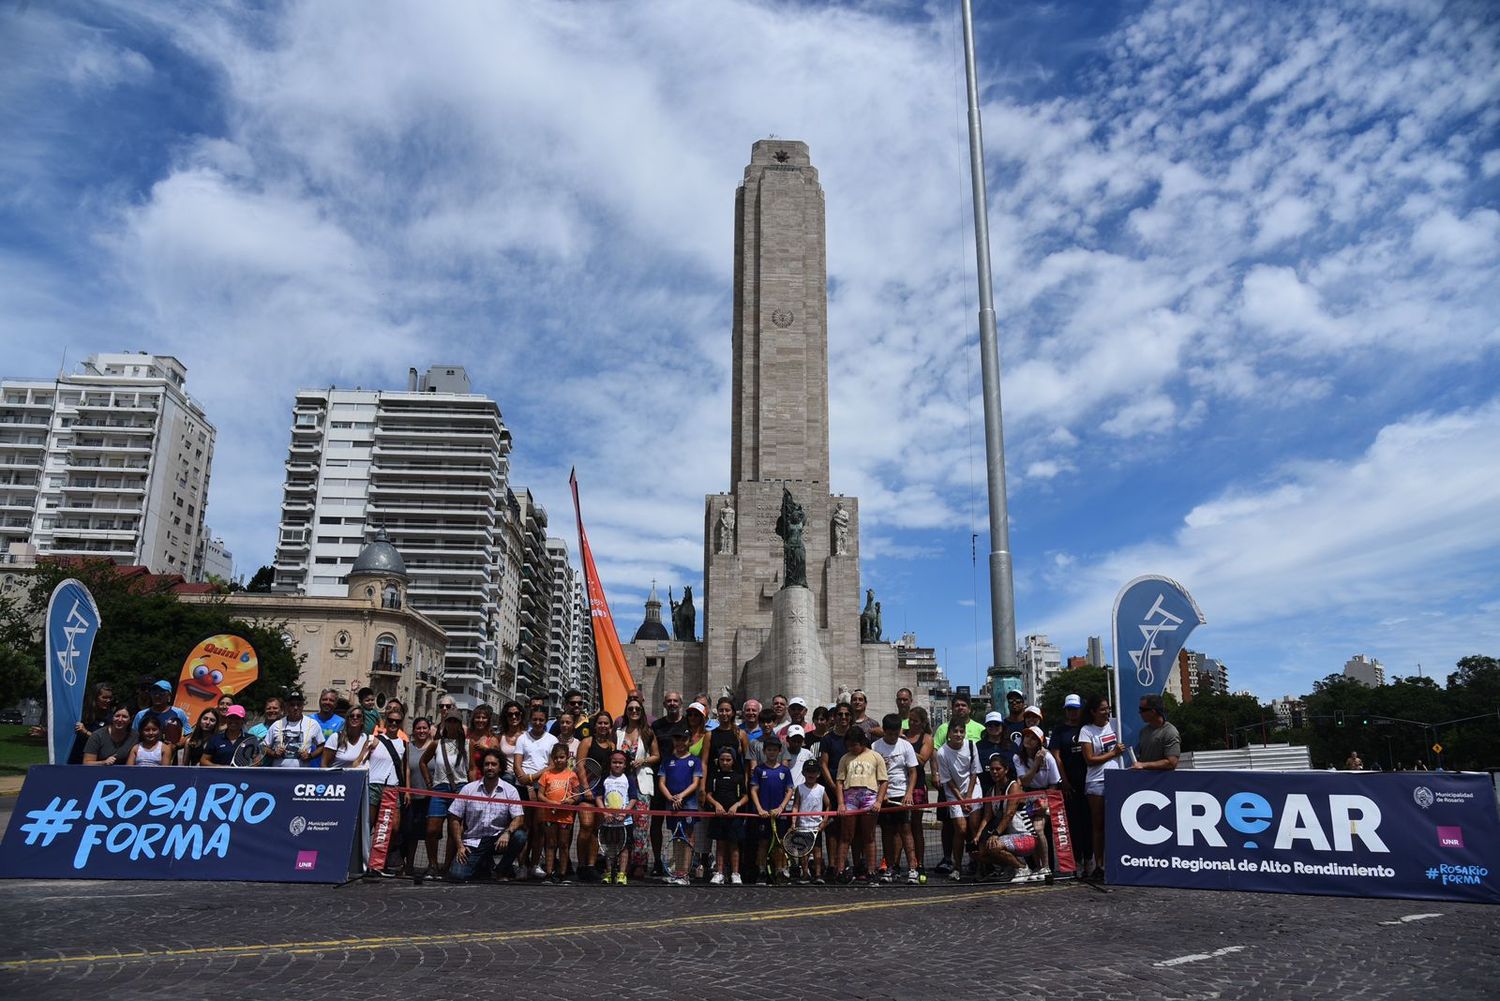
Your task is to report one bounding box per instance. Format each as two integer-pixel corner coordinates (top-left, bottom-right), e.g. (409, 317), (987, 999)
(960, 0), (1018, 681)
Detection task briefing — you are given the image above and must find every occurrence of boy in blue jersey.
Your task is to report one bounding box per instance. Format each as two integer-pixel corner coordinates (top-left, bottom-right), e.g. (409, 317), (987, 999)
(750, 731), (795, 884)
(658, 727), (704, 886)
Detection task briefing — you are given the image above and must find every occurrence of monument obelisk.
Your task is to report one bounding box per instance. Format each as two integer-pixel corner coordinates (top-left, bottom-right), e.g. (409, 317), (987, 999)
(703, 139), (892, 706)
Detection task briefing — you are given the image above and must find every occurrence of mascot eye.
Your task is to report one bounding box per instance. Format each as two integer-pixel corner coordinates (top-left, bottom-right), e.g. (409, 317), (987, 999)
(193, 665), (209, 679)
(210, 670), (224, 684)
(241, 652), (251, 663)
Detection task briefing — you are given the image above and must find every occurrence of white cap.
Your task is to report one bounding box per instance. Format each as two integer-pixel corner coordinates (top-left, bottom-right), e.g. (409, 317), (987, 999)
(786, 724), (806, 738)
(1025, 725), (1046, 744)
(1024, 705), (1043, 720)
(1064, 694), (1083, 709)
(983, 711), (1006, 724)
(686, 701), (708, 717)
(788, 697), (808, 708)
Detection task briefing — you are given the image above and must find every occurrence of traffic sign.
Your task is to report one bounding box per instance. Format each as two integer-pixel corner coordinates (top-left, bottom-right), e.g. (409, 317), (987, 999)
(1432, 743), (1443, 754)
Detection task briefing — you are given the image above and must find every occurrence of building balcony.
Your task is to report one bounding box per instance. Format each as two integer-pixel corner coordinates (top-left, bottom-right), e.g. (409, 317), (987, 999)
(0, 439), (47, 451)
(371, 659), (404, 677)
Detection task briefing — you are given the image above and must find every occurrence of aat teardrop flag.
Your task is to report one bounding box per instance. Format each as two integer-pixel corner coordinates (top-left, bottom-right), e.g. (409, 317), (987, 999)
(570, 468), (636, 721)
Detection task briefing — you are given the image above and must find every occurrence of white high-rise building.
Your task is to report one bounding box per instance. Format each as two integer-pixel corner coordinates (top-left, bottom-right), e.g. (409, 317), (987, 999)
(0, 353), (215, 575)
(1017, 633), (1063, 702)
(271, 365), (511, 708)
(1343, 653), (1385, 687)
(573, 574), (596, 708)
(545, 537), (576, 711)
(199, 531), (234, 582)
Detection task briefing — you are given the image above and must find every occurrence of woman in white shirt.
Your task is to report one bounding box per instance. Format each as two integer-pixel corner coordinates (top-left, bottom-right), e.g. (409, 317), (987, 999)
(420, 713), (469, 877)
(1015, 725), (1061, 791)
(127, 717), (166, 767)
(1079, 694), (1128, 880)
(321, 707), (372, 769)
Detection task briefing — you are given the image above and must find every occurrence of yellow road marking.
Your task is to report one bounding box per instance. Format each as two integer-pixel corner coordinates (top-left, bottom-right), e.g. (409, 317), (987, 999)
(2, 883), (1060, 970)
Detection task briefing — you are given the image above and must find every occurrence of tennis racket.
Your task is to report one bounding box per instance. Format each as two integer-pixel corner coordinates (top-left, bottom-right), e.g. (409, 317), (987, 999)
(784, 828), (817, 861)
(664, 817), (693, 881)
(583, 757), (603, 791)
(231, 735), (264, 767)
(600, 788), (630, 880)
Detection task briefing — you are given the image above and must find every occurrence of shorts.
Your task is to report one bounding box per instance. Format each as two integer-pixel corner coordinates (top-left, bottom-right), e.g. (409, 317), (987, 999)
(708, 815), (746, 843)
(427, 783), (454, 819)
(541, 803), (574, 826)
(998, 833), (1037, 855)
(878, 801), (909, 828)
(1085, 778), (1105, 798)
(947, 801), (979, 820)
(843, 788), (877, 812)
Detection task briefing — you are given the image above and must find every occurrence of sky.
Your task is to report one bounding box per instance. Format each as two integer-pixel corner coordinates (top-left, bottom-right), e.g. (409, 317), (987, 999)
(3, 0), (1497, 702)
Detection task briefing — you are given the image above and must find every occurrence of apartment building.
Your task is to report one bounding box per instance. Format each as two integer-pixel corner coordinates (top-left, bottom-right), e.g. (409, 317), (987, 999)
(271, 365), (511, 708)
(0, 352), (214, 575)
(513, 487), (554, 703)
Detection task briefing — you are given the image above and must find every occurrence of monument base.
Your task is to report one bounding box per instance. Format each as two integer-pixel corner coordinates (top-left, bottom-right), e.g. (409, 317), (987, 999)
(740, 585), (830, 706)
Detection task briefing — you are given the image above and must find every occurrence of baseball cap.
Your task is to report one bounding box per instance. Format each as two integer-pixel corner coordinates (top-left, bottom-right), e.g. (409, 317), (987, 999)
(984, 711), (1005, 724)
(1024, 705), (1043, 720)
(284, 691), (305, 704)
(1025, 725), (1046, 744)
(669, 725), (691, 740)
(152, 680), (173, 692)
(786, 724), (806, 738)
(1005, 690), (1025, 701)
(788, 697), (807, 708)
(686, 701), (708, 717)
(444, 711), (464, 725)
(225, 705), (246, 719)
(1064, 694), (1083, 709)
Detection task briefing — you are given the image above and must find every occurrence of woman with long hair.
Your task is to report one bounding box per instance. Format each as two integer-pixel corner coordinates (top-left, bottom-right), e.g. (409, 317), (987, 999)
(183, 708), (222, 766)
(321, 707), (373, 769)
(1079, 694), (1126, 880)
(419, 713), (468, 878)
(574, 710), (619, 882)
(466, 703), (499, 780)
(906, 705), (935, 877)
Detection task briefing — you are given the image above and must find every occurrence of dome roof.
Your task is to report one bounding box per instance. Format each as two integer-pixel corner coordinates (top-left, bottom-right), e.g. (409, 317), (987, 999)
(632, 619), (671, 643)
(350, 529), (408, 579)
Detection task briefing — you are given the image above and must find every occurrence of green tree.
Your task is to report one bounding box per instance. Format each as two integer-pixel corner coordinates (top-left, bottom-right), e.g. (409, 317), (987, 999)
(6, 559), (303, 714)
(1168, 691), (1268, 752)
(246, 566), (275, 593)
(0, 591), (42, 709)
(1039, 666), (1112, 723)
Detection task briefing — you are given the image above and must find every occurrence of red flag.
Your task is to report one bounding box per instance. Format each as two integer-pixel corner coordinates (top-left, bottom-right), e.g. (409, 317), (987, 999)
(569, 469), (637, 721)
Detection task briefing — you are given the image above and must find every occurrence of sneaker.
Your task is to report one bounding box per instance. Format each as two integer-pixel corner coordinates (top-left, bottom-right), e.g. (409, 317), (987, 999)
(934, 858), (954, 876)
(548, 873), (562, 885)
(531, 865), (547, 880)
(730, 873), (744, 886)
(710, 872), (725, 885)
(879, 871), (893, 884)
(948, 869), (962, 882)
(616, 873), (628, 886)
(671, 876), (690, 886)
(812, 876), (826, 885)
(779, 868), (790, 881)
(755, 875), (769, 886)
(906, 869), (920, 885)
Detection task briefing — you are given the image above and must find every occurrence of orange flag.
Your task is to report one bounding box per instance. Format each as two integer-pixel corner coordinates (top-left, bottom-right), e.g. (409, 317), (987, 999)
(570, 469), (636, 721)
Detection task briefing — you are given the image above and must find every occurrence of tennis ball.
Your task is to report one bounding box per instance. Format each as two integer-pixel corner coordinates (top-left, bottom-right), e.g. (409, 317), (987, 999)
(918, 873), (927, 884)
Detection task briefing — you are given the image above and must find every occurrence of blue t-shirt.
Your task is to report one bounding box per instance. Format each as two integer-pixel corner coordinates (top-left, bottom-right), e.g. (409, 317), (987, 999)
(661, 753), (703, 809)
(204, 732), (238, 766)
(312, 713), (345, 740)
(752, 764), (793, 812)
(133, 706), (191, 736)
(740, 723), (764, 742)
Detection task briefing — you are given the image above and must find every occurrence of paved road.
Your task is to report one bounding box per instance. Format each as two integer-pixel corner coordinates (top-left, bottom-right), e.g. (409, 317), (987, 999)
(0, 870), (1492, 1000)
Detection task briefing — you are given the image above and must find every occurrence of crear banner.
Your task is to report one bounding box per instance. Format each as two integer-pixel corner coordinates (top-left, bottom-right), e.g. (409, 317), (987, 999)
(1111, 575), (1205, 751)
(173, 634), (259, 719)
(0, 766), (366, 884)
(1106, 770), (1500, 904)
(44, 578), (101, 766)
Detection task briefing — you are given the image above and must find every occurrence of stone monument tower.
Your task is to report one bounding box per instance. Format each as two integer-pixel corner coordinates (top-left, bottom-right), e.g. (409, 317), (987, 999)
(702, 139), (895, 707)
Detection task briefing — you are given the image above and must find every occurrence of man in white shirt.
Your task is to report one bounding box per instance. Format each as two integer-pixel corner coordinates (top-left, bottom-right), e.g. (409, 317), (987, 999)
(446, 748), (528, 882)
(934, 722), (983, 881)
(263, 692), (324, 768)
(872, 713), (920, 883)
(512, 706), (559, 878)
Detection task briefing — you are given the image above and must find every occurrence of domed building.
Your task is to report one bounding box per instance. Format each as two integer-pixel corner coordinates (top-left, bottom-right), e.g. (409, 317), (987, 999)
(181, 528), (447, 718)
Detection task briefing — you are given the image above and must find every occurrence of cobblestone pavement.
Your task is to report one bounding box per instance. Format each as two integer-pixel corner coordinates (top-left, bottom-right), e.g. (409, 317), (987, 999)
(0, 871), (1492, 1000)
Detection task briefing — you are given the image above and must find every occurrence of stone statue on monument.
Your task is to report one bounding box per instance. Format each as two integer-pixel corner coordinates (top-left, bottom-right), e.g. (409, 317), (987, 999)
(669, 585), (696, 641)
(716, 502), (736, 555)
(860, 588), (877, 643)
(774, 487), (807, 588)
(873, 601), (883, 644)
(831, 502), (850, 556)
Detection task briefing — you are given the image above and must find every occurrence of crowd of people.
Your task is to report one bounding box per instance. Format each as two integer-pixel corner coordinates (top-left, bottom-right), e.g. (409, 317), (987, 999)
(48, 674), (1184, 888)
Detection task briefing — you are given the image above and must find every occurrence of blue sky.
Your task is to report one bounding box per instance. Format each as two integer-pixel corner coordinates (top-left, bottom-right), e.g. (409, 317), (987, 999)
(3, 0), (1498, 700)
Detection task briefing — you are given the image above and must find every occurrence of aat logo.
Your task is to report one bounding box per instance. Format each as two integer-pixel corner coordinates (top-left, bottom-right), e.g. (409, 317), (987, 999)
(1436, 826), (1464, 849)
(1413, 786), (1434, 810)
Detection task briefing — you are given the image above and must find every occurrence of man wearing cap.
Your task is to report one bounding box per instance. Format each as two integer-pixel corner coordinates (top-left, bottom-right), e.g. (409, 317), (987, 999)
(1132, 695), (1181, 771)
(1047, 693), (1092, 867)
(132, 679), (191, 738)
(781, 725), (815, 775)
(264, 692), (325, 768)
(775, 697), (810, 740)
(1000, 690), (1027, 746)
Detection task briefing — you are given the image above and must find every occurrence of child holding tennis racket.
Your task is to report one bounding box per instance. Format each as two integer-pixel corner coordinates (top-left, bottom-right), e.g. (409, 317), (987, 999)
(750, 731), (795, 884)
(594, 749), (640, 885)
(658, 727), (703, 886)
(538, 741), (586, 884)
(791, 759), (828, 883)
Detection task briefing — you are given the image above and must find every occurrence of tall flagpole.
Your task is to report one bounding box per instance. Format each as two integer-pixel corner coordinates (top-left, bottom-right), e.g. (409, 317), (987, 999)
(961, 0), (1019, 686)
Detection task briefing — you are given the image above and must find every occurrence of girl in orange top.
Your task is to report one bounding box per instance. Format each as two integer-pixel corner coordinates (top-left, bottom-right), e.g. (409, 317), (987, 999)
(537, 742), (586, 883)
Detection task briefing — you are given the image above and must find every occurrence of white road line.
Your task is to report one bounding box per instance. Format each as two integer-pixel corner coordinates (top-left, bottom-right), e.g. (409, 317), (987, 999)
(1378, 912), (1443, 926)
(1155, 945), (1246, 968)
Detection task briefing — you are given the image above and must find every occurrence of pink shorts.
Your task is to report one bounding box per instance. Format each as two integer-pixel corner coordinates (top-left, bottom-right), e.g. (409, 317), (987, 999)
(843, 788), (877, 812)
(998, 833), (1037, 855)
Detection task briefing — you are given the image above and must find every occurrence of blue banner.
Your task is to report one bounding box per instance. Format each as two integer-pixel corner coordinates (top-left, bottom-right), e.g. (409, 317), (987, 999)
(1106, 770), (1500, 904)
(1111, 575), (1204, 751)
(44, 579), (101, 766)
(0, 766), (366, 884)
